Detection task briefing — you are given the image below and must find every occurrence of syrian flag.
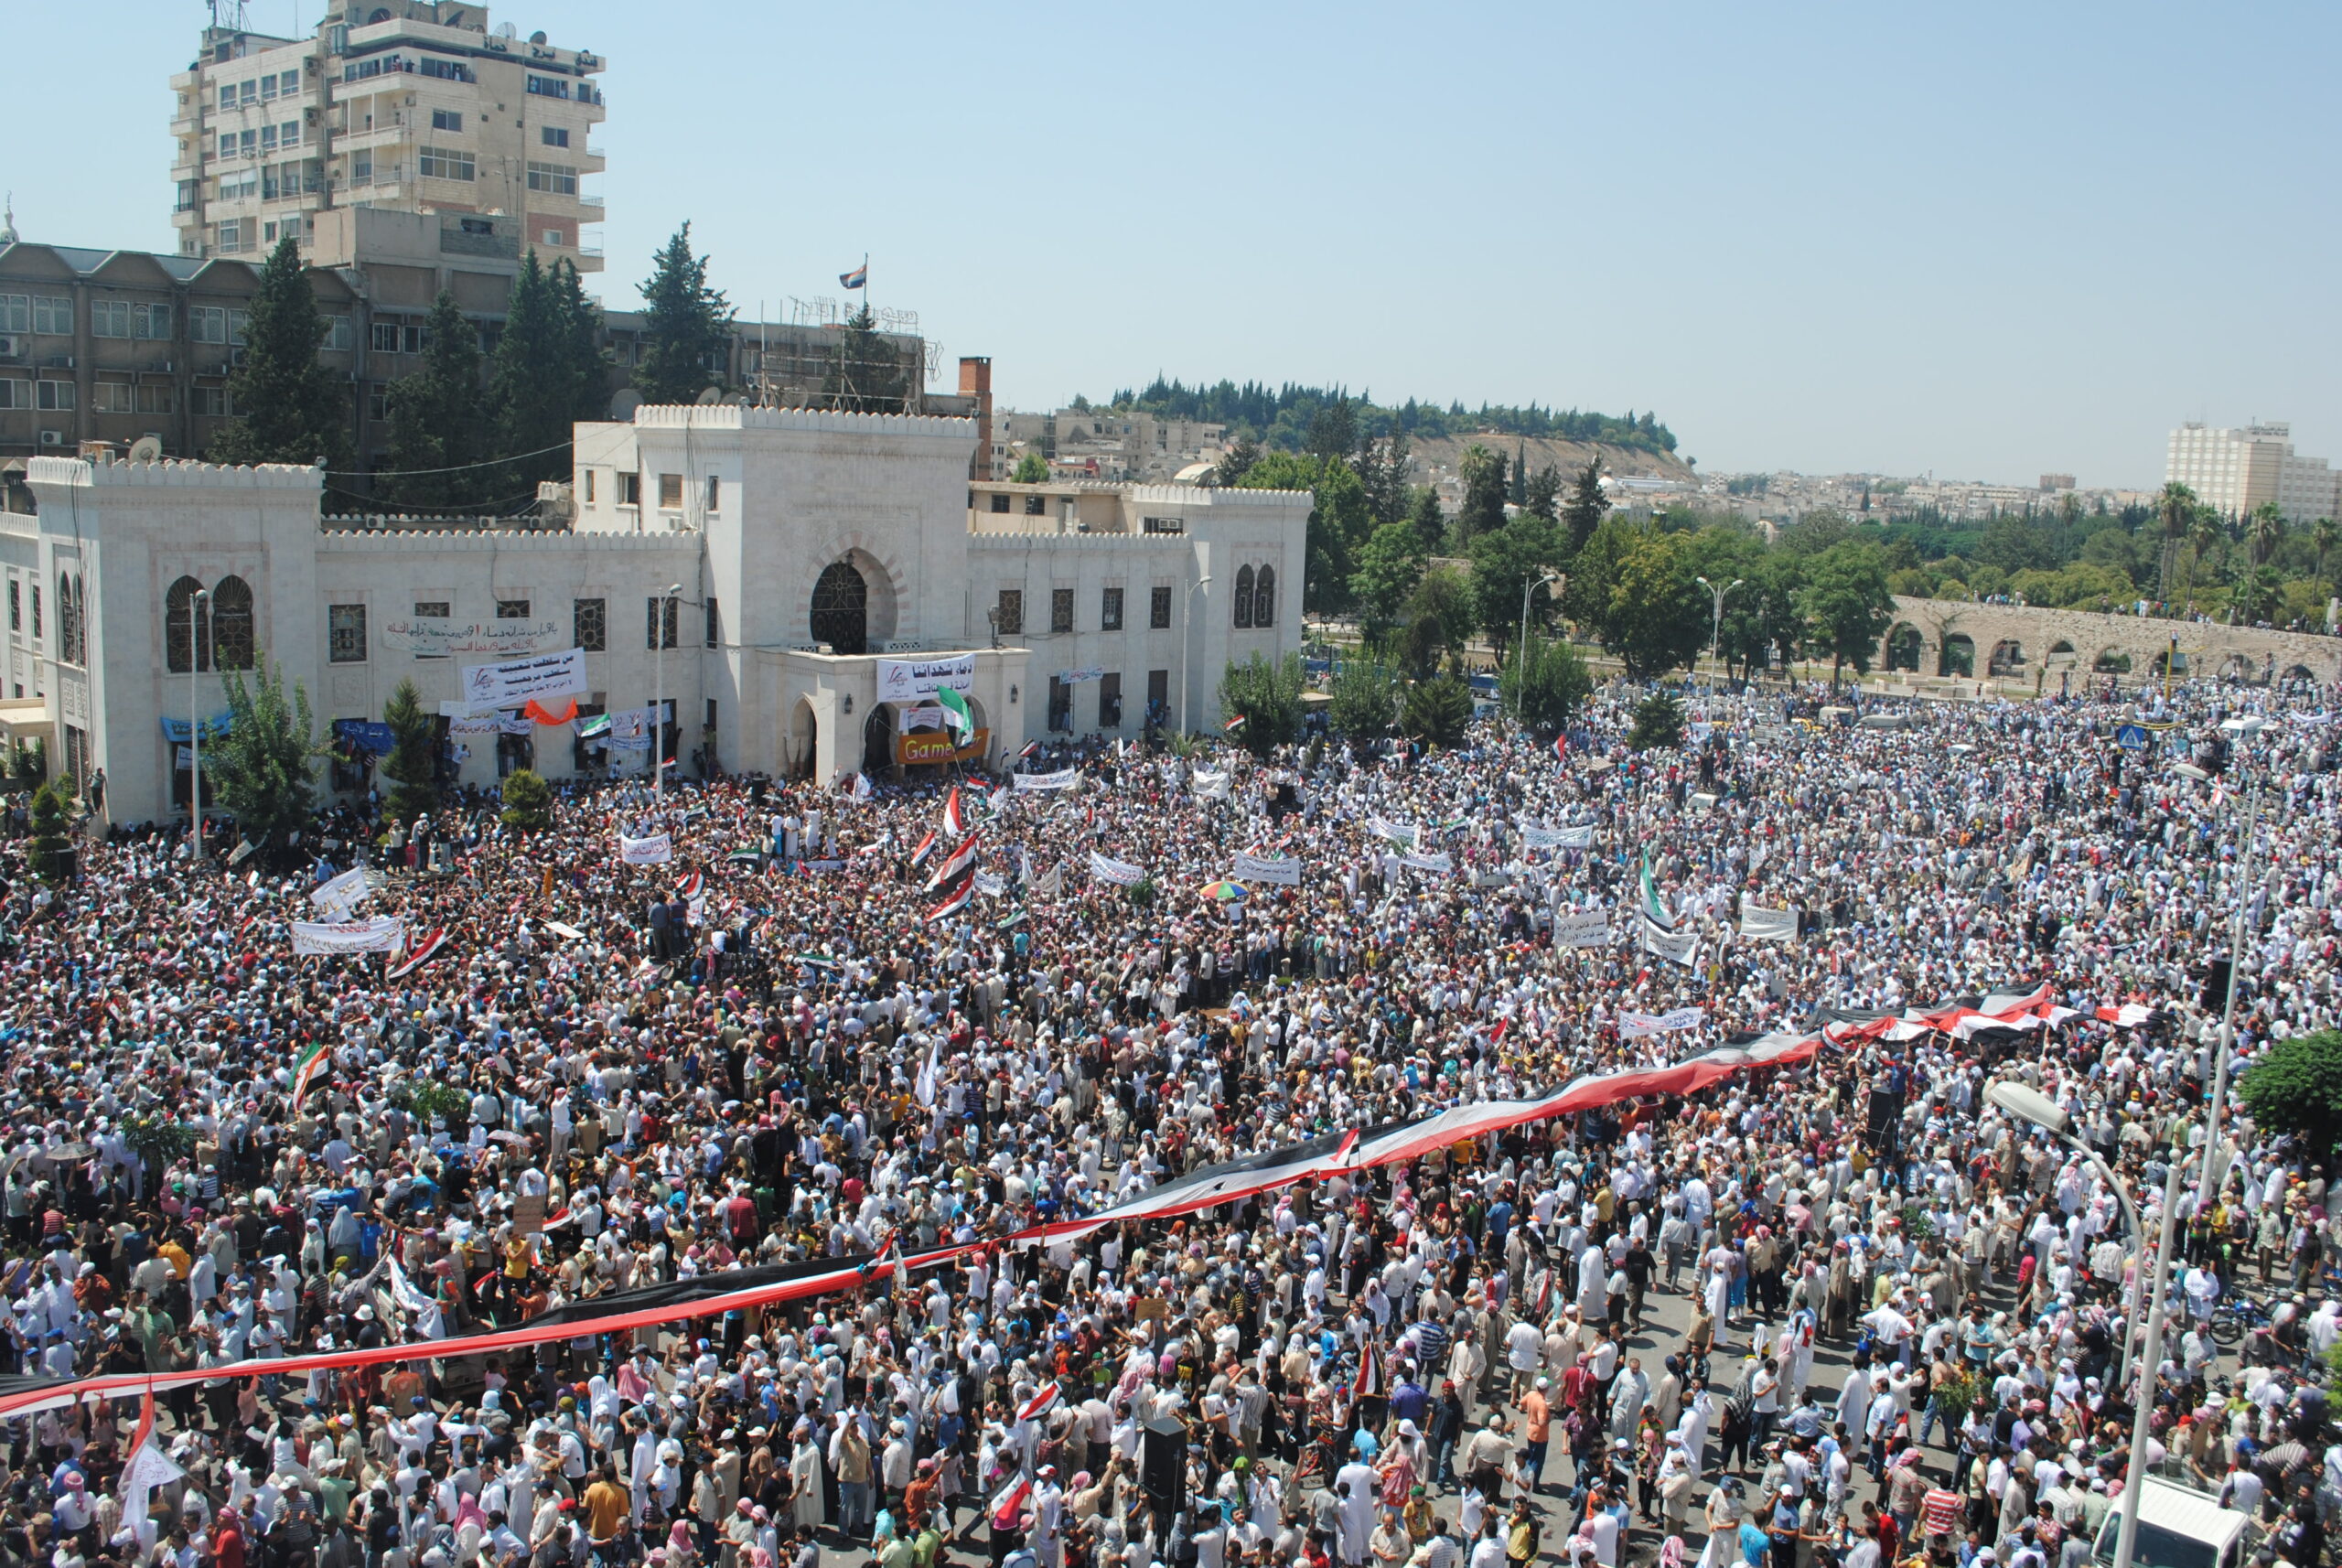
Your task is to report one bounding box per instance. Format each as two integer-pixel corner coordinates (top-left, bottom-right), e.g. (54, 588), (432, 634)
(989, 1476), (1033, 1532)
(2096, 1002), (2158, 1028)
(290, 1038), (332, 1114)
(1553, 734), (1569, 762)
(387, 928), (451, 981)
(676, 871), (704, 899)
(936, 686), (974, 742)
(1018, 740), (1042, 761)
(1225, 714), (1247, 733)
(922, 835), (981, 893)
(1534, 1265), (1555, 1318)
(908, 830), (939, 869)
(1016, 1381), (1064, 1423)
(1349, 1340), (1380, 1401)
(943, 787), (969, 837)
(924, 867), (977, 924)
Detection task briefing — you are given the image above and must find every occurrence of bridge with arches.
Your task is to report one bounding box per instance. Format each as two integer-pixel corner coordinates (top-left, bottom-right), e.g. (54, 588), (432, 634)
(1876, 596), (2342, 691)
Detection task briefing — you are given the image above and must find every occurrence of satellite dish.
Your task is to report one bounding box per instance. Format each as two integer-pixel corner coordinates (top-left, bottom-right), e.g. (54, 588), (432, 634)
(127, 436), (164, 464)
(529, 29), (547, 44)
(495, 21), (518, 38)
(728, 393), (751, 408)
(693, 386), (724, 405)
(607, 388), (642, 421)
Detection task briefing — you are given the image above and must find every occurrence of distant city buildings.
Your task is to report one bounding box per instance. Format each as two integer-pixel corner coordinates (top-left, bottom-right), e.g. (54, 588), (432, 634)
(2165, 421), (2338, 522)
(985, 407), (1230, 484)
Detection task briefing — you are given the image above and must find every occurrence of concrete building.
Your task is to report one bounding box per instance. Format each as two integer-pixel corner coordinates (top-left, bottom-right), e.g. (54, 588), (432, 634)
(5, 404), (1307, 827)
(2165, 422), (2339, 522)
(170, 2), (607, 271)
(989, 407), (1229, 483)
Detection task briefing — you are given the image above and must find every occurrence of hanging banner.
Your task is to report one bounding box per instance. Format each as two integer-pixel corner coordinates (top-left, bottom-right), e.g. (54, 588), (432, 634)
(607, 703), (666, 753)
(1638, 914), (1699, 967)
(1524, 822), (1595, 850)
(292, 917), (405, 955)
(457, 648), (588, 712)
(618, 832), (673, 865)
(898, 727), (990, 767)
(331, 719), (397, 757)
(876, 653), (976, 703)
(1398, 850), (1454, 875)
(159, 713), (233, 743)
(1015, 767), (1079, 792)
(1231, 851), (1302, 886)
(1368, 817), (1418, 846)
(1619, 1006), (1704, 1037)
(447, 713), (505, 737)
(1739, 905), (1799, 943)
(1553, 908), (1613, 948)
(1088, 850), (1145, 886)
(381, 617), (563, 658)
(1055, 666), (1106, 685)
(896, 703), (946, 734)
(1191, 768), (1231, 800)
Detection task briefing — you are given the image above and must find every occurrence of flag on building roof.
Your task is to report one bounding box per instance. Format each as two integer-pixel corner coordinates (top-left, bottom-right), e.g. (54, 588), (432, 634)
(840, 262), (867, 290)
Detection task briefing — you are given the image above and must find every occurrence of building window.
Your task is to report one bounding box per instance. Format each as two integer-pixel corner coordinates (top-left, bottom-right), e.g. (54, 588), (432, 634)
(1141, 515), (1184, 534)
(364, 383), (388, 423)
(133, 303), (171, 340)
(198, 386), (234, 417)
(1147, 669), (1169, 721)
(496, 597), (532, 619)
(1099, 671), (1123, 729)
(412, 598), (449, 659)
(525, 161), (577, 196)
(210, 575), (255, 670)
(1023, 495), (1046, 516)
(704, 596), (720, 648)
(430, 108), (464, 132)
(574, 596), (606, 651)
(1232, 565), (1255, 628)
(328, 602), (367, 663)
(166, 576), (210, 672)
(1254, 564), (1275, 628)
(37, 381), (75, 412)
(583, 470), (596, 504)
(994, 589), (1023, 637)
(541, 124), (570, 148)
(646, 596), (678, 650)
(0, 295), (27, 333)
(324, 314), (352, 351)
(31, 297), (70, 336)
(618, 471), (640, 506)
(91, 383), (135, 414)
(989, 494), (1010, 514)
(705, 476), (721, 512)
(1050, 588), (1074, 634)
(91, 300), (133, 338)
(1150, 585), (1172, 629)
(1046, 675), (1070, 732)
(0, 381), (24, 410)
(136, 384), (175, 414)
(28, 585), (38, 641)
(658, 473), (682, 509)
(417, 145), (475, 181)
(1101, 586), (1123, 631)
(7, 579), (16, 633)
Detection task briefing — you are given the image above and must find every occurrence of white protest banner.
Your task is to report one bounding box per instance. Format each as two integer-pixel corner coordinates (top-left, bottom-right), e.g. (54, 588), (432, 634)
(876, 653), (976, 703)
(1398, 850), (1454, 875)
(1015, 767), (1080, 792)
(1638, 915), (1699, 967)
(1190, 768), (1231, 800)
(1055, 666), (1106, 684)
(1619, 1006), (1704, 1037)
(292, 917), (406, 956)
(1032, 862), (1065, 898)
(618, 832), (673, 865)
(1739, 905), (1799, 943)
(1231, 851), (1302, 886)
(974, 871), (1008, 898)
(1525, 822), (1597, 850)
(1088, 850), (1146, 886)
(896, 703), (947, 734)
(1552, 908), (1613, 948)
(1368, 817), (1418, 846)
(381, 617), (562, 658)
(458, 647), (587, 712)
(309, 866), (376, 912)
(446, 713), (505, 737)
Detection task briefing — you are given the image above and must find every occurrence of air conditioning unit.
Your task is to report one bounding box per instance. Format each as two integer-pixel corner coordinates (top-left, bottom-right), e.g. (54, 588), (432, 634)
(0, 336), (18, 359)
(38, 431), (63, 447)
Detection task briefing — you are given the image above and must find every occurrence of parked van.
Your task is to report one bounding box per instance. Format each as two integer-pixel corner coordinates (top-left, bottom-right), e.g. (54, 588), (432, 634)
(2090, 1477), (2255, 1568)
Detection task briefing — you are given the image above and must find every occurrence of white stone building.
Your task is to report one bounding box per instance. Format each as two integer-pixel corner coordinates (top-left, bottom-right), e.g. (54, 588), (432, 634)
(2165, 421), (2339, 522)
(9, 404), (1308, 829)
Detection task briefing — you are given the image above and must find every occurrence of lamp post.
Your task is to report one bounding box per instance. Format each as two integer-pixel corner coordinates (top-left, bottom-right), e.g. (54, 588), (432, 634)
(189, 585), (210, 863)
(1179, 574), (1211, 739)
(654, 582), (680, 796)
(2175, 719), (2263, 1203)
(1694, 576), (1744, 695)
(1982, 1079), (2144, 1387)
(1515, 571), (1563, 722)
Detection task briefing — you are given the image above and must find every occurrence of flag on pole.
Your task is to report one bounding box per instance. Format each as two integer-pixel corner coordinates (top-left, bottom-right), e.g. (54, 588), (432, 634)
(385, 928), (450, 981)
(1018, 740), (1041, 761)
(1224, 714), (1248, 733)
(290, 1039), (331, 1113)
(1349, 1340), (1380, 1401)
(936, 686), (974, 741)
(924, 868), (977, 924)
(840, 262), (868, 290)
(923, 835), (981, 893)
(1641, 853), (1671, 929)
(908, 829), (938, 869)
(943, 787), (968, 837)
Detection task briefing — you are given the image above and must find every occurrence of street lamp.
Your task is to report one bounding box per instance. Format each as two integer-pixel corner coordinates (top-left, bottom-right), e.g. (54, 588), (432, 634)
(1694, 576), (1745, 696)
(1178, 574), (1211, 739)
(1515, 572), (1563, 722)
(1981, 1080), (2145, 1385)
(2178, 719), (2263, 1202)
(654, 582), (681, 796)
(189, 585), (210, 864)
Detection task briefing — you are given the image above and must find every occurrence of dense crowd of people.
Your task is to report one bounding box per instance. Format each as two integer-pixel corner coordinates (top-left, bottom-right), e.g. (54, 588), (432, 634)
(3, 676), (2340, 1568)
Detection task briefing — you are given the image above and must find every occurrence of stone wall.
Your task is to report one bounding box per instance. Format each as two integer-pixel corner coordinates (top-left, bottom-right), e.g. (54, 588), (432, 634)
(1878, 596), (2342, 686)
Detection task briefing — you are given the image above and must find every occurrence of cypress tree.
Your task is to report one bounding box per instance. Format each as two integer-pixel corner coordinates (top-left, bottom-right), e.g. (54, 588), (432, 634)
(381, 291), (479, 510)
(209, 236), (352, 471)
(633, 223), (735, 406)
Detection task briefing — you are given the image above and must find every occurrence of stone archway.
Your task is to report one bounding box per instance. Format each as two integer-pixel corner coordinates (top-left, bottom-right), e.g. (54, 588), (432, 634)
(2094, 648), (2132, 674)
(1939, 633), (1975, 677)
(2047, 639), (2077, 664)
(1987, 639), (2025, 677)
(789, 696), (818, 779)
(1885, 623), (1923, 672)
(2214, 651), (2252, 683)
(2284, 663), (2317, 688)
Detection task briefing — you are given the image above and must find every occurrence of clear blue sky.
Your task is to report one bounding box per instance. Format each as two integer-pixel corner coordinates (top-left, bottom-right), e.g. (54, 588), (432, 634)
(10, 1), (2339, 489)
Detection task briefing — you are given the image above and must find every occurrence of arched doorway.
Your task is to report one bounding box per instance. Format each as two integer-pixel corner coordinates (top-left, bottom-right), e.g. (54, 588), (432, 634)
(789, 696), (818, 779)
(1987, 639), (2025, 677)
(2094, 649), (2131, 674)
(1885, 624), (1923, 672)
(810, 560), (869, 654)
(2047, 639), (2076, 663)
(864, 705), (896, 776)
(2151, 649), (2189, 680)
(1938, 634), (1974, 677)
(2214, 652), (2251, 682)
(2284, 663), (2316, 689)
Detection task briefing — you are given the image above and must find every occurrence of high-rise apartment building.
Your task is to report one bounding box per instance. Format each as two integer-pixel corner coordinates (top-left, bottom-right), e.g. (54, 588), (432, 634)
(169, 3), (605, 271)
(2165, 421), (2339, 521)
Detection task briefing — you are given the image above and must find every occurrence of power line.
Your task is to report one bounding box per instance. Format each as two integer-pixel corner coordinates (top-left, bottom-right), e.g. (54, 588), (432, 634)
(322, 483), (545, 514)
(318, 440), (572, 479)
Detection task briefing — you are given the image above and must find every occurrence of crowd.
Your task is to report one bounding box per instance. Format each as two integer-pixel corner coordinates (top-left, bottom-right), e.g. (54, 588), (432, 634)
(3, 675), (2341, 1568)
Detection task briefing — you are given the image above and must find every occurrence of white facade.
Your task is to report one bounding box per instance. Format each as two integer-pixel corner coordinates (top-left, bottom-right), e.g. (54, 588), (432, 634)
(16, 405), (1308, 828)
(2166, 422), (2339, 521)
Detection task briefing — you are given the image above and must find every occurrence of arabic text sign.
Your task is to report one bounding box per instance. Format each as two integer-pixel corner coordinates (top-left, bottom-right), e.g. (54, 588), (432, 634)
(1618, 1006), (1703, 1037)
(876, 653), (976, 703)
(1014, 767), (1079, 792)
(291, 917), (405, 956)
(1524, 823), (1595, 850)
(1739, 905), (1799, 943)
(382, 617), (563, 658)
(459, 648), (587, 712)
(1231, 851), (1302, 886)
(1088, 850), (1145, 886)
(618, 832), (673, 865)
(1553, 908), (1612, 948)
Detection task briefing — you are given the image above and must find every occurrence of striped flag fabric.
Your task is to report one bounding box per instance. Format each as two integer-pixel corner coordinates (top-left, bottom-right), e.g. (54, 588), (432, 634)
(908, 829), (938, 868)
(924, 868), (976, 924)
(936, 686), (974, 740)
(1224, 714), (1247, 733)
(922, 835), (981, 894)
(387, 928), (450, 981)
(1552, 734), (1568, 762)
(1016, 1380), (1063, 1423)
(290, 1039), (332, 1113)
(942, 787), (968, 837)
(1349, 1340), (1380, 1401)
(676, 871), (704, 899)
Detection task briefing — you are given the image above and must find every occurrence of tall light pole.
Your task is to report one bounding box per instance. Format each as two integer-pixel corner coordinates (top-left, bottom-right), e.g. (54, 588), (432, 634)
(1179, 574), (1211, 738)
(189, 585), (210, 863)
(1515, 571), (1563, 721)
(1983, 1079), (2144, 1387)
(2175, 718), (2263, 1202)
(654, 582), (680, 796)
(2112, 1156), (2188, 1568)
(1694, 575), (1744, 696)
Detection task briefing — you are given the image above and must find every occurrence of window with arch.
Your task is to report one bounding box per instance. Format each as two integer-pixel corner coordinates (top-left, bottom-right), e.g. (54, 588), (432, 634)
(165, 575), (211, 672)
(55, 575), (80, 665)
(809, 560), (870, 655)
(1253, 564), (1275, 628)
(210, 575), (255, 670)
(1232, 564), (1255, 629)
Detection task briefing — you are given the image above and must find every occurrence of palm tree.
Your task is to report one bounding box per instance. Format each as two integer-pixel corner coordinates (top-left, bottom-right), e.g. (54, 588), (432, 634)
(2247, 500), (2287, 568)
(2155, 480), (2198, 602)
(2314, 517), (2338, 594)
(2185, 510), (2225, 609)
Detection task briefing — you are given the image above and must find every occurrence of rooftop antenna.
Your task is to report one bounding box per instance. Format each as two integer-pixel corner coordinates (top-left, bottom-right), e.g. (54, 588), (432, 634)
(0, 194), (16, 248)
(209, 0), (252, 30)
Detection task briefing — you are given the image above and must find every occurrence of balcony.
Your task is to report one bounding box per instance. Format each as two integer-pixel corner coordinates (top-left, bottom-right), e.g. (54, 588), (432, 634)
(440, 228), (519, 260)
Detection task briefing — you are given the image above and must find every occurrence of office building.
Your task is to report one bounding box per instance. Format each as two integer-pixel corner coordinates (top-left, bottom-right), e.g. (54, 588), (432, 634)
(2165, 421), (2339, 521)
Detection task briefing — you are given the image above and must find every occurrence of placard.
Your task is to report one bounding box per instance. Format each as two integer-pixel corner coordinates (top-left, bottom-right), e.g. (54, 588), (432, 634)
(876, 653), (976, 702)
(291, 917), (406, 955)
(1553, 908), (1612, 948)
(1089, 850), (1145, 886)
(512, 1193), (548, 1236)
(1231, 852), (1301, 886)
(1015, 767), (1079, 792)
(458, 648), (588, 712)
(1739, 905), (1799, 943)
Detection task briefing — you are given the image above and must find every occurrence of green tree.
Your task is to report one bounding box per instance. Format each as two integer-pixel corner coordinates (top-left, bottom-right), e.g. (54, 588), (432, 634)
(1305, 395), (1357, 465)
(491, 254), (610, 495)
(821, 304), (910, 412)
(1400, 672), (1473, 748)
(380, 291), (479, 510)
(1592, 526), (1706, 680)
(1397, 564), (1477, 678)
(2247, 500), (2287, 568)
(380, 677), (439, 822)
(2155, 481), (2200, 601)
(1797, 540), (1898, 690)
(209, 658), (320, 857)
(1011, 451), (1050, 484)
(1215, 651), (1305, 757)
(1325, 659), (1400, 745)
(27, 779), (72, 884)
(208, 236), (351, 470)
(1498, 632), (1592, 734)
(1522, 464), (1562, 522)
(1349, 520), (1429, 629)
(1407, 485), (1447, 553)
(1213, 436), (1261, 488)
(1560, 458), (1607, 556)
(1454, 445), (1508, 545)
(633, 222), (736, 405)
(1354, 431), (1411, 528)
(7, 738), (45, 792)
(1241, 454), (1370, 616)
(1467, 512), (1566, 653)
(2239, 1030), (2342, 1156)
(499, 768), (554, 833)
(1627, 689), (1686, 751)
(2313, 518), (2339, 593)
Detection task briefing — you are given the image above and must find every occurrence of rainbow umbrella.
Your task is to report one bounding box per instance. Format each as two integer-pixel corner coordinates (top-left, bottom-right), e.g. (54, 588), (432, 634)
(1199, 879), (1249, 903)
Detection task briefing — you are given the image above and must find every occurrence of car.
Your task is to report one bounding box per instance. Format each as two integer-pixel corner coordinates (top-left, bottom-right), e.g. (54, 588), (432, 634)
(2090, 1477), (2255, 1568)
